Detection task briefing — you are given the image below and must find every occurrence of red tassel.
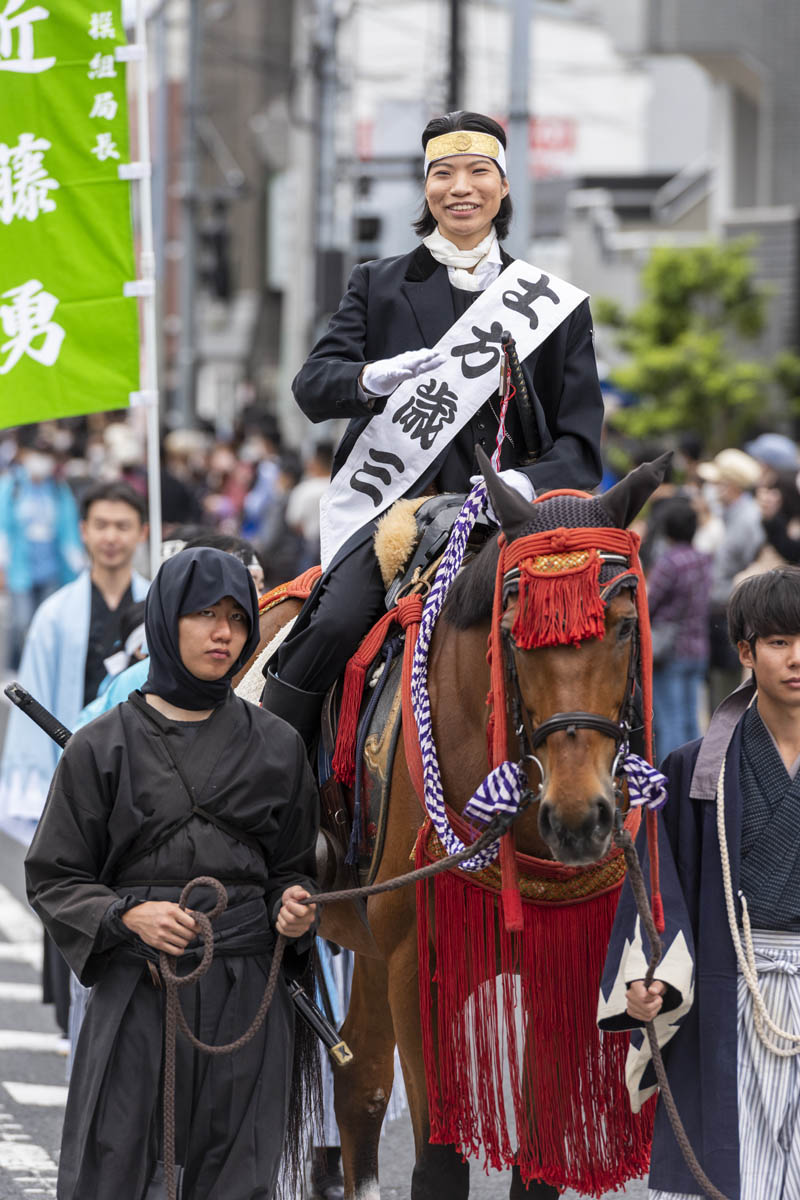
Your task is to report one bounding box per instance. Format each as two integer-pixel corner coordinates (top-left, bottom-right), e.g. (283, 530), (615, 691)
(500, 832), (523, 931)
(332, 607), (398, 786)
(512, 550), (605, 650)
(646, 808), (665, 933)
(334, 596), (425, 789)
(331, 658), (368, 787)
(416, 858), (654, 1193)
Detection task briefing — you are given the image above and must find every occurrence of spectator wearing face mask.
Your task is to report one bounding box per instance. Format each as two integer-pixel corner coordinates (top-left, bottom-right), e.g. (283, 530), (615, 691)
(0, 428), (86, 670)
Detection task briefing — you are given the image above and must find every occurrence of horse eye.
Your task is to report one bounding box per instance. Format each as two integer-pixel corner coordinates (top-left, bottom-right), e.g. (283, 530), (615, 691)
(617, 617), (636, 641)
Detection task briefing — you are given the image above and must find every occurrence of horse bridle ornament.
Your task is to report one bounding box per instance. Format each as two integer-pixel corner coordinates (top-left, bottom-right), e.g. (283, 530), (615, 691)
(497, 543), (641, 800)
(484, 500), (667, 935)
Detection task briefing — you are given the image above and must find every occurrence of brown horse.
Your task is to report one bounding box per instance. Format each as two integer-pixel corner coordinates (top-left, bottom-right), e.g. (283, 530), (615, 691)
(239, 455), (669, 1198)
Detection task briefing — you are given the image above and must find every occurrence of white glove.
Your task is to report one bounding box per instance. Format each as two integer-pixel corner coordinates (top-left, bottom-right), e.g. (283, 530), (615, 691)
(470, 469), (535, 524)
(361, 348), (447, 397)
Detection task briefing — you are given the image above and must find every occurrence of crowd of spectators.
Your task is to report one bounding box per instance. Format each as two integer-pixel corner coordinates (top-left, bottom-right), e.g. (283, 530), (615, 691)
(636, 430), (800, 759)
(4, 411), (800, 766)
(0, 411), (334, 673)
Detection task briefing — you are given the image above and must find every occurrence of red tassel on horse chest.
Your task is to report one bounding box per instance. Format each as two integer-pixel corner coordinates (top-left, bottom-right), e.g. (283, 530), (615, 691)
(512, 549), (605, 650)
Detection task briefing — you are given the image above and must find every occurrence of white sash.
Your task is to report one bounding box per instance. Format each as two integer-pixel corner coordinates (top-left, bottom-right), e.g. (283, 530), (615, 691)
(319, 261), (588, 568)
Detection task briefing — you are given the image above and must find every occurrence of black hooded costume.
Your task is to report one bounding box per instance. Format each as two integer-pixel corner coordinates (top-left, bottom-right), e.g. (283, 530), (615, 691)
(25, 548), (319, 1200)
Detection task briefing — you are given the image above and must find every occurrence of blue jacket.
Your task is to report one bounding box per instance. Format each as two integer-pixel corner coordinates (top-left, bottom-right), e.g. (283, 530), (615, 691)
(0, 468), (84, 593)
(0, 570), (149, 841)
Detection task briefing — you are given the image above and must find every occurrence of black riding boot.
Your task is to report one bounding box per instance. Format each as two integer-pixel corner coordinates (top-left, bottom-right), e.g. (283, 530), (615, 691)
(261, 668), (325, 754)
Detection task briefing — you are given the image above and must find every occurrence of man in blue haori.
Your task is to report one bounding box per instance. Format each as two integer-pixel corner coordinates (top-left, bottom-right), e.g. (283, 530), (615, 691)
(599, 566), (800, 1200)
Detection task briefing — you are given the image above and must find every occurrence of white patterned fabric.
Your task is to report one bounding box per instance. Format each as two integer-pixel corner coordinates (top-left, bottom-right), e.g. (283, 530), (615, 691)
(650, 928), (800, 1200)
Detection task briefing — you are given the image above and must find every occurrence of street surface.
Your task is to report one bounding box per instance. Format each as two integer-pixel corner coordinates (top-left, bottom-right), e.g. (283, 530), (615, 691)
(0, 681), (647, 1199)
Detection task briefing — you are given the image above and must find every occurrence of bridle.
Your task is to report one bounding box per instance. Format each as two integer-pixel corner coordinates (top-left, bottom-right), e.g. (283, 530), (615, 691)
(500, 549), (640, 797)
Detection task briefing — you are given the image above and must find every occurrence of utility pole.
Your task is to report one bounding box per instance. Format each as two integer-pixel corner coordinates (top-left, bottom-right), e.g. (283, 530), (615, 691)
(175, 0), (201, 428)
(314, 0), (340, 333)
(447, 0), (463, 111)
(506, 0), (533, 260)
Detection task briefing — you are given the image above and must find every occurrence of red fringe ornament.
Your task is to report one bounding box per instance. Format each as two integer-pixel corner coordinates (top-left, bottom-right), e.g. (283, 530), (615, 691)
(416, 839), (655, 1194)
(512, 547), (606, 650)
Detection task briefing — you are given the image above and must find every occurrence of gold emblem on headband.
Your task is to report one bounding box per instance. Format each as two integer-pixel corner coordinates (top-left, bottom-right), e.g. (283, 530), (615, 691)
(425, 131), (500, 163)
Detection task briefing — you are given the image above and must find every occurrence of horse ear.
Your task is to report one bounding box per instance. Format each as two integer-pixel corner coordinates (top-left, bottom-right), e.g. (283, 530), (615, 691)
(599, 452), (674, 529)
(475, 444), (534, 539)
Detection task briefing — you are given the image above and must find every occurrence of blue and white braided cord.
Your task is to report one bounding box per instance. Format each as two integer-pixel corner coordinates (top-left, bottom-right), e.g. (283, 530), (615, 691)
(410, 482), (526, 869)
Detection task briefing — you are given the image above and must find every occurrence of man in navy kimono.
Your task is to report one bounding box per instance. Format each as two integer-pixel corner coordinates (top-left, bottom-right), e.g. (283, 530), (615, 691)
(598, 565), (800, 1200)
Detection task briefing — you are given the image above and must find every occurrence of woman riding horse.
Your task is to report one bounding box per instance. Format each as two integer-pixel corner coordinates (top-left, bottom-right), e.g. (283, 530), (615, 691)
(262, 108), (604, 743)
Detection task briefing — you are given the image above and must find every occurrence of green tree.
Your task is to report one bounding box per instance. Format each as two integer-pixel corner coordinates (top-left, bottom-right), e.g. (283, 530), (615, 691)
(597, 240), (800, 450)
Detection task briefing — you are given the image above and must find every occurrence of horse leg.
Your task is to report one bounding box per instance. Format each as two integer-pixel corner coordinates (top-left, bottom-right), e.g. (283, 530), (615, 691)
(381, 917), (469, 1200)
(335, 953), (395, 1200)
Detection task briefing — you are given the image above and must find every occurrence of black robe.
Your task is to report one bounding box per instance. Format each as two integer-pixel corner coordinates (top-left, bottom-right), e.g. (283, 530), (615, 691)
(25, 690), (319, 1200)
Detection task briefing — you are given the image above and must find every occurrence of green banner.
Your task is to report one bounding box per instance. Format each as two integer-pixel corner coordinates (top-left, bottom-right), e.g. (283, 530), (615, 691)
(0, 0), (140, 428)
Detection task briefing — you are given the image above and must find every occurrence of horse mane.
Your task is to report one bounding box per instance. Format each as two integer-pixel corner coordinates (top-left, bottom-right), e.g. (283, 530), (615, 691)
(442, 536), (501, 629)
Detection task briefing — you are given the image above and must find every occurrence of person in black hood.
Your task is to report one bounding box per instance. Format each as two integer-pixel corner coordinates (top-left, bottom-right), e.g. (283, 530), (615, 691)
(25, 546), (319, 1199)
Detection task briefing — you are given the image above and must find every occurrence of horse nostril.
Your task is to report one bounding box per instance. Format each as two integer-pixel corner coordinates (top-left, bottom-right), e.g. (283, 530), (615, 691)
(590, 797), (613, 840)
(538, 801), (553, 842)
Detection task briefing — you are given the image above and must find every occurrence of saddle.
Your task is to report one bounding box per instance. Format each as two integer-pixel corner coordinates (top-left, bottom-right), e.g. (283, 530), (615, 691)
(260, 495), (493, 889)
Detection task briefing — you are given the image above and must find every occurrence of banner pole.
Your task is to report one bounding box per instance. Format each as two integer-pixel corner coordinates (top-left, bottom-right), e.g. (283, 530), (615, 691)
(134, 0), (163, 579)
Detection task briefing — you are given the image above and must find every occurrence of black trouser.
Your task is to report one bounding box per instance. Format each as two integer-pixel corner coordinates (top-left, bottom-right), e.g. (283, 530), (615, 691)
(273, 540), (386, 693)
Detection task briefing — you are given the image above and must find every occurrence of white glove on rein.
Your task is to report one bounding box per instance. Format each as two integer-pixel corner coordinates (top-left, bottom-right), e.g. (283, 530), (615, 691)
(470, 469), (535, 523)
(361, 348), (447, 397)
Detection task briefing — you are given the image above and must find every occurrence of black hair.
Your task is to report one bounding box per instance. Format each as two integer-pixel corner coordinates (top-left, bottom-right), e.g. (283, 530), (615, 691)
(769, 469), (800, 522)
(728, 566), (800, 648)
(183, 531), (261, 571)
(661, 499), (697, 544)
(413, 111), (513, 240)
(79, 479), (146, 523)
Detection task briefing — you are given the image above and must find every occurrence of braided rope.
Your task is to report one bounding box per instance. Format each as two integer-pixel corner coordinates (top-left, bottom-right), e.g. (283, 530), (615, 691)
(156, 812), (518, 1200)
(409, 481), (513, 870)
(158, 878), (285, 1200)
(715, 758), (800, 1055)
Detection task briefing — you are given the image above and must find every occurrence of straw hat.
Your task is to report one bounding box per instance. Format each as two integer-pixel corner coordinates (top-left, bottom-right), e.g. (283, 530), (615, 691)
(696, 448), (762, 489)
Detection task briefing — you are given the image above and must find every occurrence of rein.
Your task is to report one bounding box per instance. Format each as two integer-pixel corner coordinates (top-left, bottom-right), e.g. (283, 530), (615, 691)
(157, 806), (527, 1200)
(613, 819), (729, 1200)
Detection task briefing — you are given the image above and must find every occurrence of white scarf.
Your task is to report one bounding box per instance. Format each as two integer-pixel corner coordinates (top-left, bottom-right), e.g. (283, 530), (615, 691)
(422, 227), (501, 292)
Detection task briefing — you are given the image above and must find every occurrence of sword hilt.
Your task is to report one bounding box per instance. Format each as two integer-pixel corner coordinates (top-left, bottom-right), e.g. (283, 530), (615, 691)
(4, 683), (72, 749)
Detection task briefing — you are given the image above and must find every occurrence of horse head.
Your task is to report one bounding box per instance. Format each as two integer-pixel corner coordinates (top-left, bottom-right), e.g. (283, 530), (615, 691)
(478, 448), (671, 866)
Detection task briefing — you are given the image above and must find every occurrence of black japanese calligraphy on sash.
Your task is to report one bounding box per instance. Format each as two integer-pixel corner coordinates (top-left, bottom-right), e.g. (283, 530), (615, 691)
(392, 378), (458, 450)
(502, 274), (560, 330)
(349, 448), (405, 507)
(450, 320), (506, 379)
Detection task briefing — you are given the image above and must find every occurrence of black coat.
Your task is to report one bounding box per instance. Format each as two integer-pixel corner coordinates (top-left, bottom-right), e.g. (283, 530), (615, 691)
(25, 692), (319, 1200)
(293, 243), (604, 498)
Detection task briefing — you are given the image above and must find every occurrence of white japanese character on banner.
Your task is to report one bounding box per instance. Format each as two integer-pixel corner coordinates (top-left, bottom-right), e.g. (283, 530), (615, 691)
(87, 50), (115, 79)
(0, 133), (59, 224)
(90, 132), (119, 162)
(0, 0), (55, 73)
(0, 280), (65, 375)
(88, 10), (115, 39)
(89, 90), (117, 120)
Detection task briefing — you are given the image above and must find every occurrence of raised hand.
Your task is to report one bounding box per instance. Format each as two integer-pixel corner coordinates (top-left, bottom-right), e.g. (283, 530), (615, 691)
(361, 347), (447, 397)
